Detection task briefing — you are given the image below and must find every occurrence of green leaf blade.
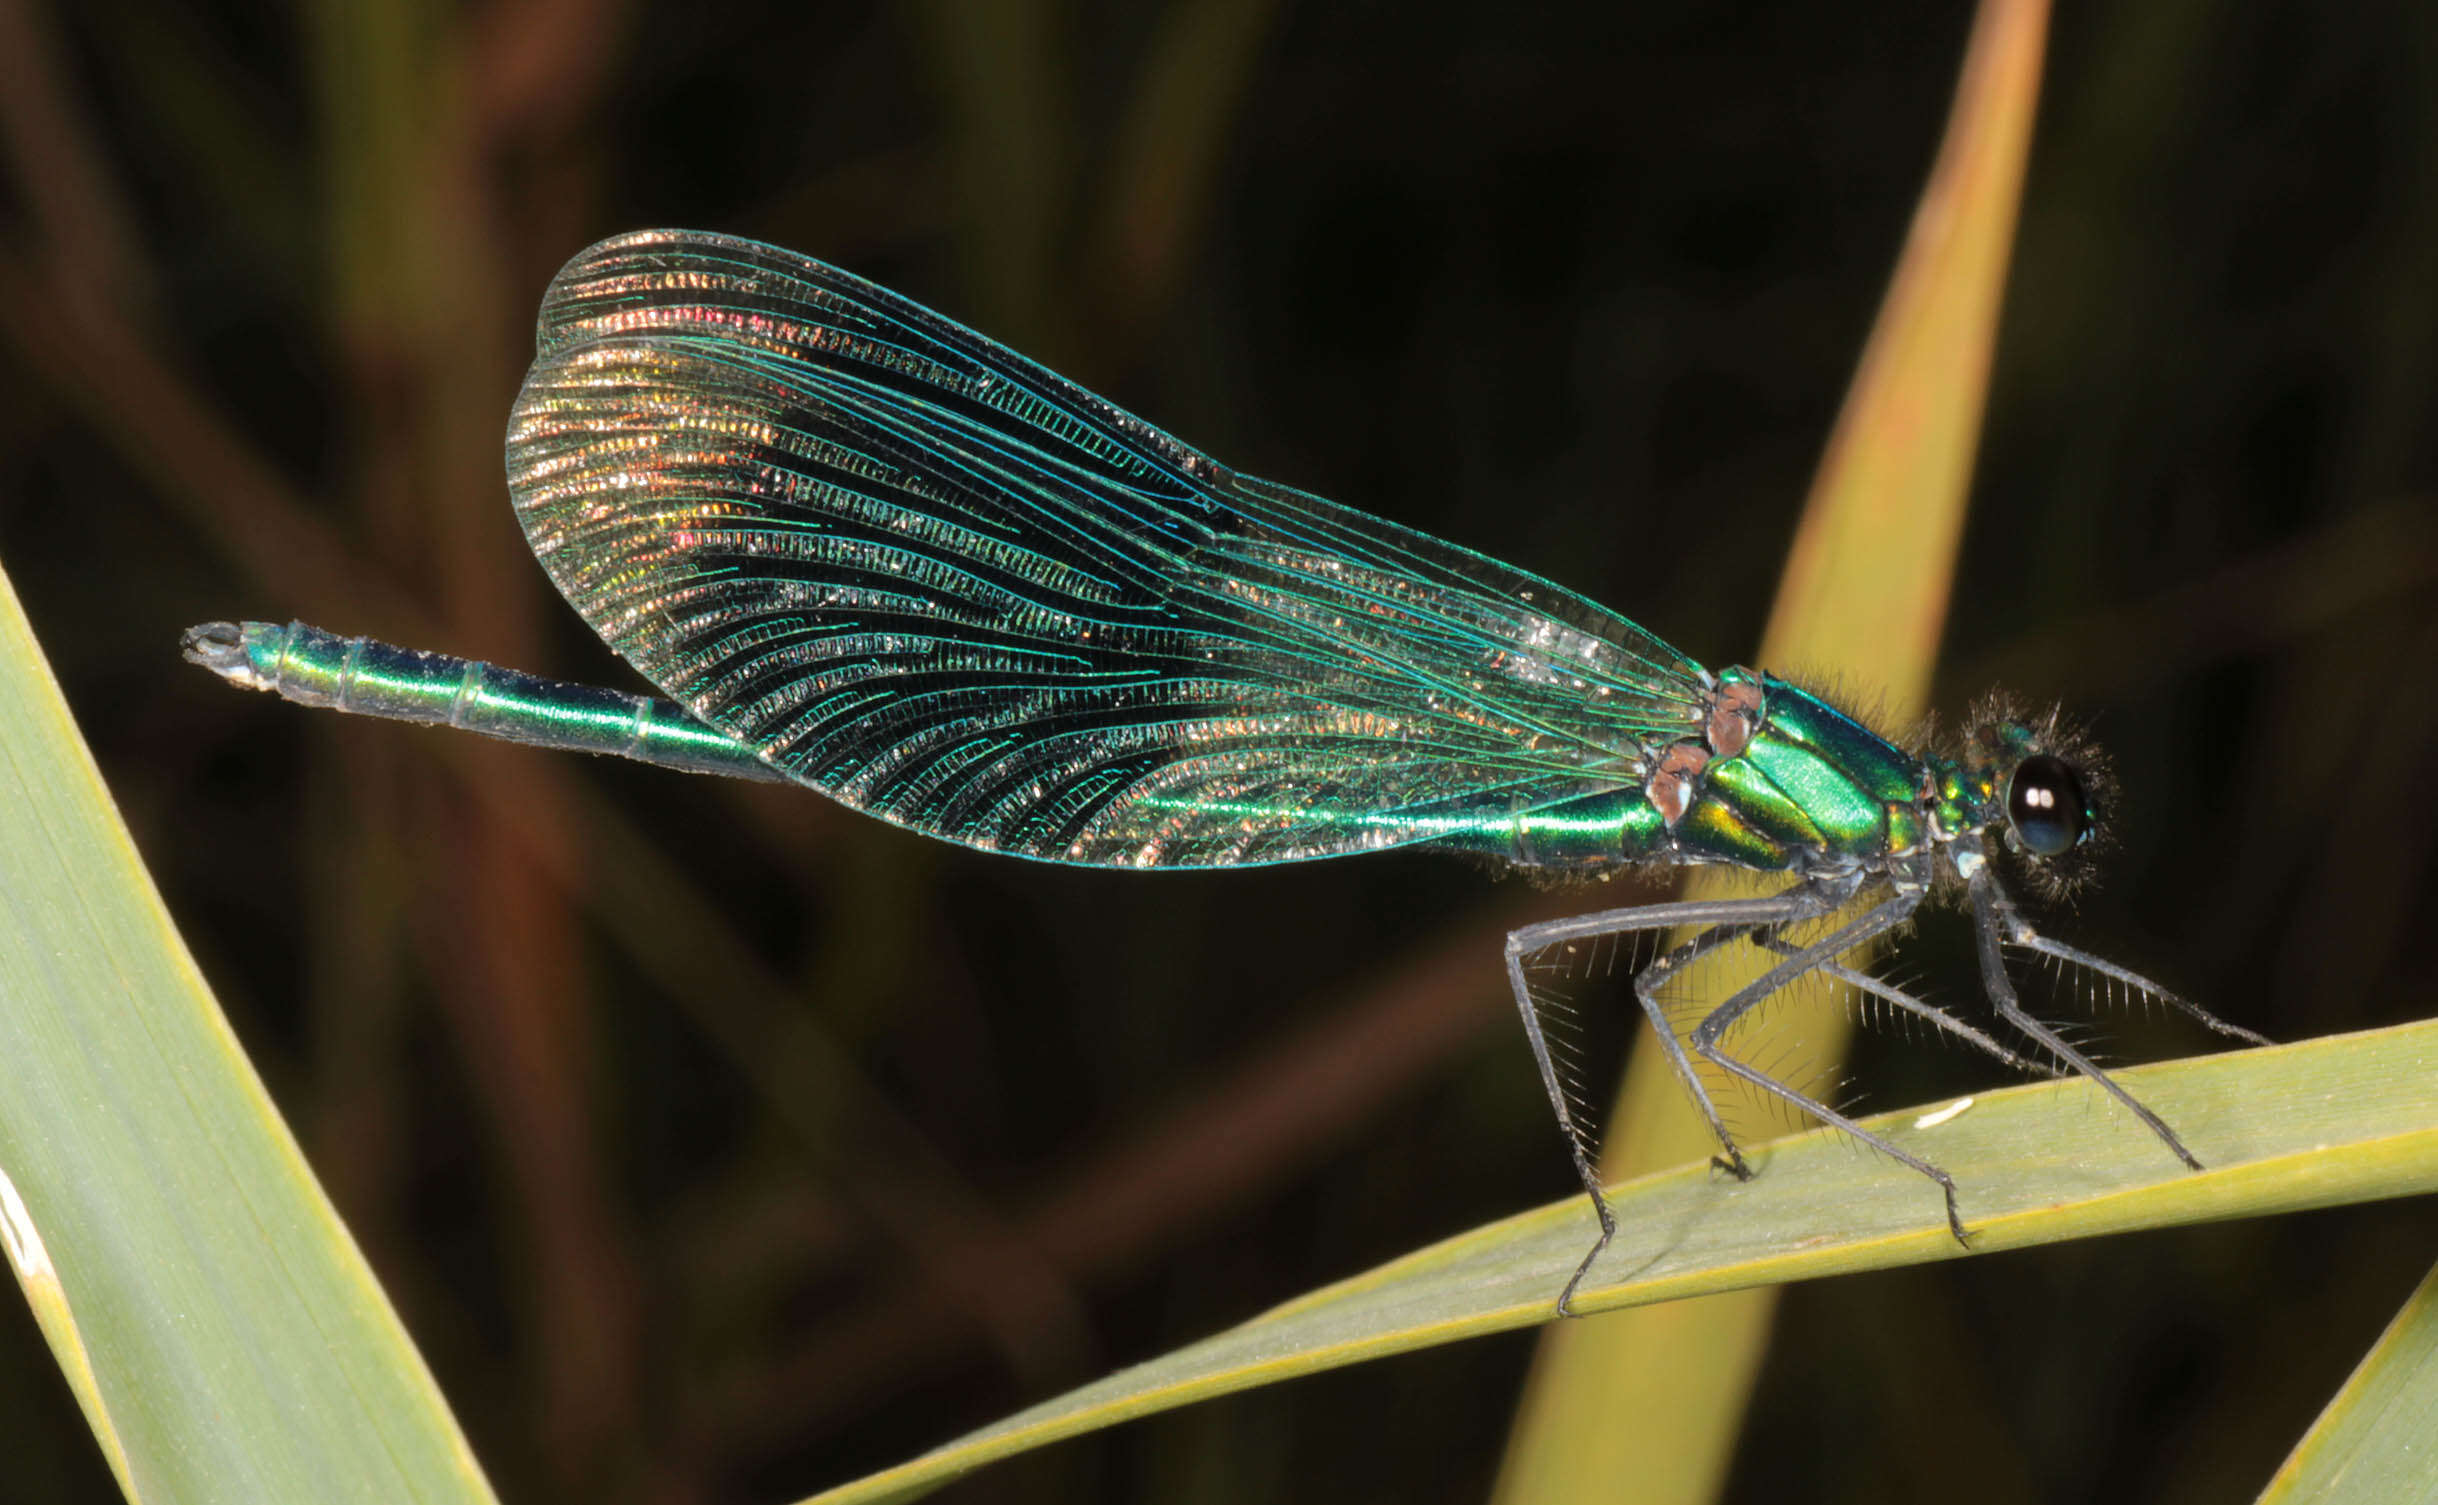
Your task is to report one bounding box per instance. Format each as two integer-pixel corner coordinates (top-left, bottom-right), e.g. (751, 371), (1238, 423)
(2258, 1254), (2438, 1504)
(0, 563), (497, 1505)
(802, 1018), (2438, 1504)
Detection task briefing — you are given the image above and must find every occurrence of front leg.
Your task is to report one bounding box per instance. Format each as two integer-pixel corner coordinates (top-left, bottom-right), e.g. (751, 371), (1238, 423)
(1749, 933), (2058, 1076)
(1975, 879), (2271, 1049)
(1966, 871), (2204, 1170)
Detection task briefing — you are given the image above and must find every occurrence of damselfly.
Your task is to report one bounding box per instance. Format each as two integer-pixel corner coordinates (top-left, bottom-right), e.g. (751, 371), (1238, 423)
(183, 229), (2268, 1314)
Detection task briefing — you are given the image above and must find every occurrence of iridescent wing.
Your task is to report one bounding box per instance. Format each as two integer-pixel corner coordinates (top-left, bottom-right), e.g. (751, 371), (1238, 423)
(506, 229), (1708, 867)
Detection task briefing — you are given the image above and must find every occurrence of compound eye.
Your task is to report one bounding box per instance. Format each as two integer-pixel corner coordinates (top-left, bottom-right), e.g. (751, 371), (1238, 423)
(2006, 754), (2087, 857)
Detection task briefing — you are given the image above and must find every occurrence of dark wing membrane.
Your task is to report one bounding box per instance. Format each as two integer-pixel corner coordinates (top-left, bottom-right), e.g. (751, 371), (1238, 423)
(507, 229), (1708, 867)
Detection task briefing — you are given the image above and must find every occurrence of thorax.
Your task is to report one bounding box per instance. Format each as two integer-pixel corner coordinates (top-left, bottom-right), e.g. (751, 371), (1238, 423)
(1475, 669), (1951, 879)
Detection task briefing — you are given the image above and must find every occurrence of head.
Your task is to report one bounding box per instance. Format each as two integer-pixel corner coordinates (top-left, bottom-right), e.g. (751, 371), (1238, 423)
(1938, 693), (2116, 901)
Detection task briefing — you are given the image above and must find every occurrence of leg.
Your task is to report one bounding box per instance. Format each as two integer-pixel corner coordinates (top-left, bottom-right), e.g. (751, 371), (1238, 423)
(1685, 892), (1975, 1245)
(1966, 872), (2207, 1169)
(2004, 930), (2272, 1048)
(1751, 934), (2059, 1076)
(1506, 885), (1846, 1315)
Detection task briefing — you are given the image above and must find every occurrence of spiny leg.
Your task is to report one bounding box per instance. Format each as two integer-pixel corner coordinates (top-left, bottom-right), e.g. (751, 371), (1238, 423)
(1508, 889), (1842, 1184)
(1505, 885), (1844, 1316)
(2005, 928), (2272, 1048)
(1683, 891), (1974, 1245)
(1750, 933), (2059, 1076)
(1966, 872), (2205, 1170)
(1627, 920), (1802, 1182)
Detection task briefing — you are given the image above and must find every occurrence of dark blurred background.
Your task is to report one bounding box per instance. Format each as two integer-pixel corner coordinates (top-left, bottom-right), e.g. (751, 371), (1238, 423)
(3, 2), (2434, 1502)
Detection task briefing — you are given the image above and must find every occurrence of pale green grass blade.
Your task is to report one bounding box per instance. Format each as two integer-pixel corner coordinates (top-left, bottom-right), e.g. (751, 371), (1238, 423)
(0, 562), (496, 1504)
(1497, 1), (2055, 1497)
(2256, 1255), (2438, 1504)
(799, 1018), (2438, 1505)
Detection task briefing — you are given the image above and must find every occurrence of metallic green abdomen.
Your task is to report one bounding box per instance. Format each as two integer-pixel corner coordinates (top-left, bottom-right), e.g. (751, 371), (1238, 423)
(1430, 789), (1672, 869)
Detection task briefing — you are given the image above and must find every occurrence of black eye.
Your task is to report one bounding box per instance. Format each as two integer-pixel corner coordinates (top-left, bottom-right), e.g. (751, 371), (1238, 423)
(2007, 754), (2086, 857)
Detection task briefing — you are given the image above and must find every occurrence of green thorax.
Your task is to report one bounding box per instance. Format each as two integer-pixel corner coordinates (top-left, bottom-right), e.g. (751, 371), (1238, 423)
(1665, 670), (1928, 871)
(1432, 668), (1943, 875)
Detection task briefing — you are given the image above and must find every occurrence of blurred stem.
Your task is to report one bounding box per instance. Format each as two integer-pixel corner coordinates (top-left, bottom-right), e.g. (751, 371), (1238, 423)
(308, 0), (644, 1489)
(0, 0), (150, 308)
(1493, 2), (2050, 1501)
(1082, 0), (1281, 362)
(902, 0), (1079, 365)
